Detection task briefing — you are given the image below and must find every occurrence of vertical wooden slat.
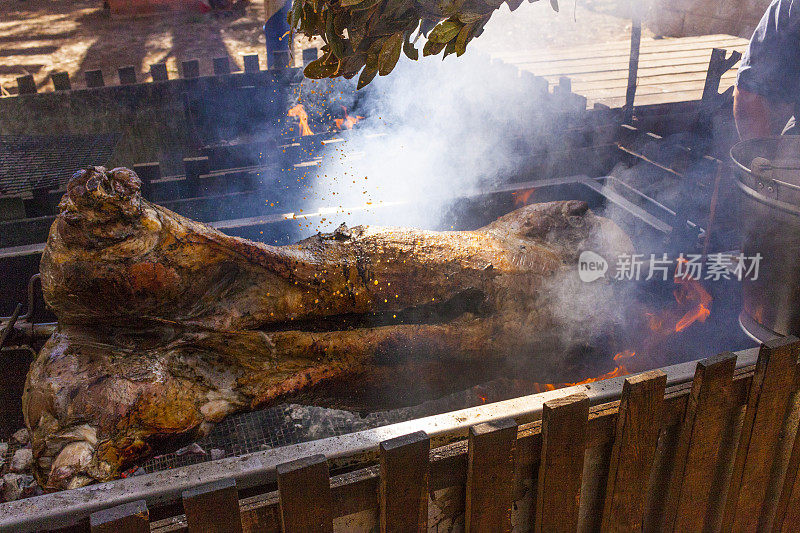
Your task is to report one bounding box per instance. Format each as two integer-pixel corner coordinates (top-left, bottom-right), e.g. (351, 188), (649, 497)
(85, 69), (104, 88)
(271, 50), (292, 70)
(601, 371), (666, 533)
(150, 63), (169, 82)
(775, 414), (800, 533)
(183, 156), (209, 197)
(277, 454), (333, 533)
(243, 54), (261, 73)
(465, 418), (518, 532)
(118, 66), (137, 85)
(213, 57), (232, 76)
(379, 430), (430, 533)
(90, 500), (149, 533)
(302, 48), (319, 65)
(722, 336), (800, 532)
(51, 71), (71, 91)
(182, 478), (244, 533)
(132, 162), (160, 198)
(16, 74), (36, 94)
(181, 59), (200, 79)
(663, 352), (736, 532)
(536, 392), (589, 533)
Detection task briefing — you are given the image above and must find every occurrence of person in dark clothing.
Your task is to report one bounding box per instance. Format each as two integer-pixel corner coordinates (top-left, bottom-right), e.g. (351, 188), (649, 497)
(735, 0), (800, 139)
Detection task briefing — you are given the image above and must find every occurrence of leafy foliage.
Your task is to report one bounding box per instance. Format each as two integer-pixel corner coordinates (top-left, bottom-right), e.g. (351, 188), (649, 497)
(289, 0), (556, 87)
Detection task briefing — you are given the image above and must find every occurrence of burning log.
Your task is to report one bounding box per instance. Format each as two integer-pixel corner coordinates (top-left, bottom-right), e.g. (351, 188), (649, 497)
(23, 166), (632, 490)
(289, 0), (559, 87)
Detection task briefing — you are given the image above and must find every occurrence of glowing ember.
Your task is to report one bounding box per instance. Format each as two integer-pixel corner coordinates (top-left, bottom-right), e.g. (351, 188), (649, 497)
(512, 188), (536, 207)
(334, 106), (363, 131)
(531, 351), (636, 393)
(287, 104), (314, 136)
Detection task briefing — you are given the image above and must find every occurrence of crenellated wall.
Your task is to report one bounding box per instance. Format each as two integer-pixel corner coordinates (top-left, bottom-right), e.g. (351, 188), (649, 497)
(646, 0), (771, 39)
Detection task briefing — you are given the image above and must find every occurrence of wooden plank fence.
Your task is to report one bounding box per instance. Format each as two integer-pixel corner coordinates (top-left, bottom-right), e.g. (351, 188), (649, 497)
(3, 340), (800, 532)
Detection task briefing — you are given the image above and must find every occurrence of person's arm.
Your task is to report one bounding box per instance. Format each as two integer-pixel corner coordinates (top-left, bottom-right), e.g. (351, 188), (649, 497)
(734, 86), (793, 140)
(735, 0), (800, 139)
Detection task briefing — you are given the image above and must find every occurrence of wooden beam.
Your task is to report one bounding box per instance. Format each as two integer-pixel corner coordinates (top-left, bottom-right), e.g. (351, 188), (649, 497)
(90, 500), (149, 533)
(243, 54), (260, 73)
(213, 57), (232, 76)
(722, 337), (800, 532)
(465, 419), (518, 532)
(181, 60), (200, 79)
(774, 409), (800, 533)
(277, 454), (333, 533)
(182, 478), (244, 533)
(379, 431), (430, 533)
(663, 352), (736, 532)
(535, 393), (589, 533)
(16, 74), (36, 95)
(51, 71), (71, 91)
(601, 371), (666, 532)
(118, 66), (136, 85)
(150, 63), (169, 82)
(85, 69), (104, 88)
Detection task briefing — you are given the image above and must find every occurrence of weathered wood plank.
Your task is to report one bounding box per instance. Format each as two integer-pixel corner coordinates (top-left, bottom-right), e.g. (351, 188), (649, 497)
(213, 57), (232, 76)
(181, 60), (200, 79)
(722, 337), (800, 532)
(465, 419), (518, 532)
(601, 371), (666, 533)
(85, 69), (104, 88)
(182, 478), (244, 533)
(774, 410), (800, 533)
(379, 430), (430, 533)
(90, 500), (150, 533)
(51, 71), (71, 91)
(150, 63), (169, 82)
(276, 454), (333, 533)
(118, 66), (137, 85)
(16, 74), (36, 94)
(536, 393), (589, 533)
(243, 54), (261, 73)
(663, 352), (736, 532)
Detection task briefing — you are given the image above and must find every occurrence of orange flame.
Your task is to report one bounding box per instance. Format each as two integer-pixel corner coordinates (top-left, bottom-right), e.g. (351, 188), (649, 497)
(512, 188), (536, 207)
(334, 106), (363, 131)
(531, 351), (636, 393)
(288, 104), (314, 136)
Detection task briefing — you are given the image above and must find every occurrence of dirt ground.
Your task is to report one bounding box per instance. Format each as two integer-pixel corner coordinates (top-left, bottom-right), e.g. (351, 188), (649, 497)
(0, 0), (648, 94)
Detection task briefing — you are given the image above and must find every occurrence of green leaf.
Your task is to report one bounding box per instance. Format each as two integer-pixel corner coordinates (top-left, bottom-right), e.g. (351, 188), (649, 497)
(454, 22), (474, 56)
(340, 0), (363, 7)
(326, 13), (346, 58)
(304, 54), (340, 78)
(549, 0), (558, 10)
(339, 53), (367, 78)
(378, 32), (403, 76)
(289, 0), (303, 27)
(427, 20), (462, 43)
(422, 39), (446, 56)
(442, 39), (456, 59)
(357, 65), (378, 89)
(403, 33), (418, 60)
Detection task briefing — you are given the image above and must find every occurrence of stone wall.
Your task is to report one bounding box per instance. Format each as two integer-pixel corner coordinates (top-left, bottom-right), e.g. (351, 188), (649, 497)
(645, 0), (771, 39)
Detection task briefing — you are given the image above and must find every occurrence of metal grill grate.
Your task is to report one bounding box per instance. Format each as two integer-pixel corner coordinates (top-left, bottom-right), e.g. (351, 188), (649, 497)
(138, 384), (493, 474)
(0, 134), (120, 197)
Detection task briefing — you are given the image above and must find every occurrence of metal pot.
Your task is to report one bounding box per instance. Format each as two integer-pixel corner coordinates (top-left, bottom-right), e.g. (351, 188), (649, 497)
(731, 136), (800, 338)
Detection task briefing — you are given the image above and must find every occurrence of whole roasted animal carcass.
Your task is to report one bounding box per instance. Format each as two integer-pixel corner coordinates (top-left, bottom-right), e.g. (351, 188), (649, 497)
(24, 167), (632, 490)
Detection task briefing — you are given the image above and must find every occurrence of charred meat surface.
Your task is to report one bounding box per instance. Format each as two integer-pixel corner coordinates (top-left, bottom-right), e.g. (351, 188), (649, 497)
(24, 167), (632, 490)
